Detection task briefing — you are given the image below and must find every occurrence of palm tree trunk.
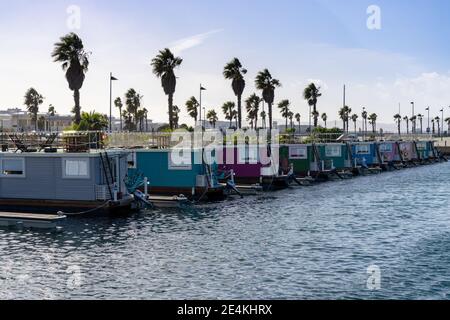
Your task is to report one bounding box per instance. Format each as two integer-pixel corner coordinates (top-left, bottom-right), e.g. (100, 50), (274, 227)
(119, 107), (123, 131)
(398, 122), (401, 135)
(313, 104), (318, 127)
(73, 89), (81, 124)
(168, 94), (174, 130)
(268, 103), (273, 132)
(237, 95), (242, 129)
(285, 117), (288, 133)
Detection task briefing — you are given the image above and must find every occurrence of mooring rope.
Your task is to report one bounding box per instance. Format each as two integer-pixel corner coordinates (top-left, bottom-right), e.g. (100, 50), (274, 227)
(57, 201), (110, 216)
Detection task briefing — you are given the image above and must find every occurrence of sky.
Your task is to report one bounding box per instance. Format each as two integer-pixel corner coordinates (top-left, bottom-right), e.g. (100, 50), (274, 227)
(1, 0), (450, 129)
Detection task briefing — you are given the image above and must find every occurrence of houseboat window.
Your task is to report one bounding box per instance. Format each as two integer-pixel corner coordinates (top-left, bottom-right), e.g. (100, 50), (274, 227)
(416, 143), (426, 151)
(379, 144), (392, 153)
(1, 158), (25, 177)
(289, 146), (307, 159)
(127, 152), (137, 168)
(356, 144), (370, 155)
(238, 146), (258, 164)
(169, 151), (192, 171)
(325, 145), (342, 157)
(63, 159), (89, 178)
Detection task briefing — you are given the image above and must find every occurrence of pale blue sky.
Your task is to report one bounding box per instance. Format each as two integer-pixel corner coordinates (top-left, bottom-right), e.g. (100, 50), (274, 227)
(1, 0), (450, 127)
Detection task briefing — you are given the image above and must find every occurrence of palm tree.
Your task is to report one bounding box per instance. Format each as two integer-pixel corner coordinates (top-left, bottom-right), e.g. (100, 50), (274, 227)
(410, 115), (417, 133)
(288, 111), (294, 130)
(278, 100), (291, 133)
(136, 109), (146, 131)
(143, 108), (149, 131)
(403, 116), (409, 134)
(222, 101), (236, 129)
(232, 110), (238, 128)
(125, 89), (142, 130)
(435, 116), (441, 136)
(368, 113), (378, 133)
(186, 96), (199, 124)
(260, 111), (267, 129)
(245, 94), (261, 129)
(339, 106), (352, 133)
(24, 88), (44, 131)
(295, 113), (301, 133)
(432, 119), (436, 135)
(206, 110), (218, 128)
(77, 111), (109, 131)
(417, 114), (424, 134)
(394, 114), (402, 135)
(351, 114), (359, 134)
(151, 48), (183, 130)
(255, 69), (281, 131)
(445, 117), (450, 134)
(114, 97), (123, 131)
(48, 104), (56, 116)
(223, 58), (247, 129)
(362, 109), (368, 134)
(321, 113), (328, 129)
(303, 83), (322, 128)
(51, 33), (90, 124)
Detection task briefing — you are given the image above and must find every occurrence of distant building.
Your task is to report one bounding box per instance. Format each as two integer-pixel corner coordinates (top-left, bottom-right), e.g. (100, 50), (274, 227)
(0, 108), (73, 132)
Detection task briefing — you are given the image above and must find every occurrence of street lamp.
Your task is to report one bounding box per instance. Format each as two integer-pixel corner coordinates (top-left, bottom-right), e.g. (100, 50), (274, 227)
(410, 101), (415, 118)
(109, 73), (118, 132)
(440, 108), (444, 140)
(425, 107), (430, 134)
(199, 84), (206, 127)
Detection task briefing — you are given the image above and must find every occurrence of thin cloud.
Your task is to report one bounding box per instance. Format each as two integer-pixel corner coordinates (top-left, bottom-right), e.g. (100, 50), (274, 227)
(169, 29), (224, 55)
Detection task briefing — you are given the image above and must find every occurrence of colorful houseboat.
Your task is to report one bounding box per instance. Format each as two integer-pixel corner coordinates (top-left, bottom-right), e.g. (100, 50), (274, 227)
(128, 148), (225, 200)
(0, 150), (133, 214)
(218, 145), (289, 191)
(377, 141), (402, 170)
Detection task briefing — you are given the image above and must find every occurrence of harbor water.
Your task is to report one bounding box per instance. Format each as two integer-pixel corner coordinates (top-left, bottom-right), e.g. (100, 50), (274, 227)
(1, 162), (450, 300)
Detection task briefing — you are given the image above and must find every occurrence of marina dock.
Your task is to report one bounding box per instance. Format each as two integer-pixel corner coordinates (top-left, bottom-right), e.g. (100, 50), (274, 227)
(0, 212), (66, 229)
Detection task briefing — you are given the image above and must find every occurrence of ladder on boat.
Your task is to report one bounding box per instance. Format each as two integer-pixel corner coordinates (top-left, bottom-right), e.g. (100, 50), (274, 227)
(99, 152), (115, 200)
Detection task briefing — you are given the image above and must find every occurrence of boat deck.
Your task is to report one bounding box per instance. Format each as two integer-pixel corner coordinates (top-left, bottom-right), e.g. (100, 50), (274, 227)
(0, 212), (67, 229)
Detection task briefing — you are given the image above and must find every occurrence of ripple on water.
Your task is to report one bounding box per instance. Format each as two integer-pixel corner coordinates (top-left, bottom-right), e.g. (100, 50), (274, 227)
(0, 163), (450, 299)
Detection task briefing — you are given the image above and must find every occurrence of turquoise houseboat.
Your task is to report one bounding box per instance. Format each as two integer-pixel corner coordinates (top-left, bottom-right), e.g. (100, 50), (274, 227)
(279, 144), (315, 177)
(128, 148), (224, 200)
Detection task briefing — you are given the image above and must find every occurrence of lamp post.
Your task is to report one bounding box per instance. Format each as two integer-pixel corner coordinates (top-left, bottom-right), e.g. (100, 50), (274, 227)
(199, 84), (206, 127)
(425, 107), (430, 134)
(441, 108), (444, 140)
(109, 73), (118, 132)
(411, 101), (415, 118)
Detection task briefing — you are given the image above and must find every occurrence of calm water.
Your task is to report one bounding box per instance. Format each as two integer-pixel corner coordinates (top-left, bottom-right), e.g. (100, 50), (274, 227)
(1, 163), (450, 300)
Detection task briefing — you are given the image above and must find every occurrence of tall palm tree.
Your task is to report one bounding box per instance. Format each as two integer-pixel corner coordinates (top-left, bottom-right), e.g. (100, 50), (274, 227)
(151, 48), (183, 130)
(255, 69), (281, 131)
(24, 88), (44, 131)
(114, 97), (123, 131)
(362, 109), (368, 135)
(186, 96), (199, 124)
(48, 104), (56, 116)
(339, 106), (352, 133)
(394, 114), (402, 135)
(223, 58), (247, 129)
(222, 101), (236, 129)
(245, 94), (261, 129)
(260, 111), (267, 129)
(278, 100), (291, 133)
(206, 110), (218, 128)
(288, 111), (294, 130)
(403, 116), (409, 134)
(417, 114), (424, 134)
(303, 83), (322, 128)
(51, 33), (90, 124)
(368, 113), (378, 133)
(410, 115), (417, 133)
(125, 89), (142, 131)
(321, 113), (328, 129)
(445, 117), (450, 134)
(295, 113), (301, 133)
(435, 116), (441, 136)
(351, 114), (359, 134)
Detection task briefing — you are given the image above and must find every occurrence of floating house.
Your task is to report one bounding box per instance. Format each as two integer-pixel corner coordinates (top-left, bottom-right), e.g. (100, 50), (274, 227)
(398, 141), (420, 163)
(378, 141), (401, 164)
(279, 144), (314, 177)
(128, 148), (225, 200)
(0, 150), (133, 214)
(217, 145), (286, 187)
(350, 142), (381, 167)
